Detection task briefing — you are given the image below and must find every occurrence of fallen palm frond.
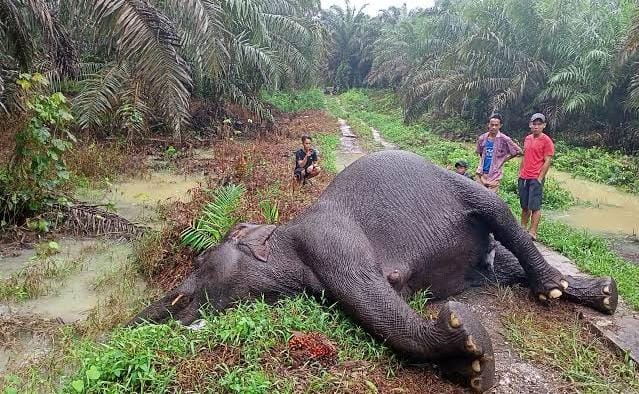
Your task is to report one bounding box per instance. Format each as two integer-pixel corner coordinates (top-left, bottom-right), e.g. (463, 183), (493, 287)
(58, 203), (147, 239)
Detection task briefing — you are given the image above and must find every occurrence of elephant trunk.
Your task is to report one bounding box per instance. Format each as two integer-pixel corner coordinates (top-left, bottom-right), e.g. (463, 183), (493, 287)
(128, 274), (200, 326)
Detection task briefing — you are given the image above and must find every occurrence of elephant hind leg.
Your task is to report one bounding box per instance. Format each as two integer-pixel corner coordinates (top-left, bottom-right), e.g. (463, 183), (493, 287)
(481, 241), (618, 314)
(562, 275), (618, 314)
(432, 301), (495, 393)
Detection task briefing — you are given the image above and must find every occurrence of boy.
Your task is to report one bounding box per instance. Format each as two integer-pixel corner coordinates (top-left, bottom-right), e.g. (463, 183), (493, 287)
(518, 113), (554, 241)
(454, 160), (474, 179)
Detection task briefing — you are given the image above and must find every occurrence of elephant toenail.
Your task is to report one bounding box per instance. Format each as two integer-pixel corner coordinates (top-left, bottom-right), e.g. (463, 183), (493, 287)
(603, 286), (610, 295)
(538, 294), (547, 301)
(604, 297), (610, 306)
(472, 359), (481, 373)
(466, 335), (479, 353)
(549, 289), (562, 299)
(560, 280), (568, 289)
(450, 312), (461, 328)
(471, 377), (482, 391)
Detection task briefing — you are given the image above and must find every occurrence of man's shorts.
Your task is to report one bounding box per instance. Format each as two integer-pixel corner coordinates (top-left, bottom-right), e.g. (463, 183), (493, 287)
(518, 178), (544, 211)
(294, 167), (306, 180)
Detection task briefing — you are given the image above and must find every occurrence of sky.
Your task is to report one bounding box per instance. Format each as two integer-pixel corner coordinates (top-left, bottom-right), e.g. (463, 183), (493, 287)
(320, 0), (435, 16)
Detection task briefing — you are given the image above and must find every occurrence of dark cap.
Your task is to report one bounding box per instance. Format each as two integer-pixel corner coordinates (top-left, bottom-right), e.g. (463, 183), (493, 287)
(454, 160), (469, 169)
(530, 113), (546, 123)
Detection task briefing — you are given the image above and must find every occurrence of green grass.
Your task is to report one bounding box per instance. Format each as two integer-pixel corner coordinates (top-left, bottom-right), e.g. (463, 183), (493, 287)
(326, 90), (639, 310)
(53, 294), (395, 393)
(554, 141), (639, 194)
(314, 134), (340, 174)
(261, 89), (326, 113)
(503, 310), (639, 393)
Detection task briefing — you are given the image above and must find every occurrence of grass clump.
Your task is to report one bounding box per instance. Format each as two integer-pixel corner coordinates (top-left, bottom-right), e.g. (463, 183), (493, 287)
(0, 251), (85, 301)
(261, 89), (326, 113)
(503, 310), (639, 393)
(314, 134), (340, 174)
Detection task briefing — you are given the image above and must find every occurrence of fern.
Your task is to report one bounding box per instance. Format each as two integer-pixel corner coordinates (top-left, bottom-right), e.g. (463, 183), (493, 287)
(180, 184), (246, 253)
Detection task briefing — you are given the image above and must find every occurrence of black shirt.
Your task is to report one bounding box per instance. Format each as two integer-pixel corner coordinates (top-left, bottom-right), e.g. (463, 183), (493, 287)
(295, 148), (318, 170)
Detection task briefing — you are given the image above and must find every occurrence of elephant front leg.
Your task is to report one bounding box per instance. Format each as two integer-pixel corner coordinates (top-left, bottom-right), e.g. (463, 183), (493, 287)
(302, 229), (495, 392)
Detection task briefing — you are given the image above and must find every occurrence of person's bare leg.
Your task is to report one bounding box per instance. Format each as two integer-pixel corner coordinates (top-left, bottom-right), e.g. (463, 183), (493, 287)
(307, 167), (321, 179)
(529, 209), (542, 239)
(520, 209), (530, 230)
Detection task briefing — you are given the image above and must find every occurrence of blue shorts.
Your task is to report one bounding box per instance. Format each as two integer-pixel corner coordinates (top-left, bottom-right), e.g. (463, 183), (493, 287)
(518, 178), (544, 211)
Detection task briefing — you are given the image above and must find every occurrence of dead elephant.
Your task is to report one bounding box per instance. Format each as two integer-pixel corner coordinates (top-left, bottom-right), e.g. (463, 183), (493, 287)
(131, 150), (618, 392)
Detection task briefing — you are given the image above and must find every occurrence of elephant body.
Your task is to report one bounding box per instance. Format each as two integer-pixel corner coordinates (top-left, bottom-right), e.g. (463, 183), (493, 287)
(133, 150), (617, 392)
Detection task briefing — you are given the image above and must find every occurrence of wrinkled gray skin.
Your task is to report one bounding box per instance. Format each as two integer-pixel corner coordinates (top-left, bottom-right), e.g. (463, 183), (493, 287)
(131, 150), (618, 393)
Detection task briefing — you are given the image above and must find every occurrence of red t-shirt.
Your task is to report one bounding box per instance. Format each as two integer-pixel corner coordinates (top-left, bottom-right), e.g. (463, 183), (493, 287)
(519, 133), (555, 179)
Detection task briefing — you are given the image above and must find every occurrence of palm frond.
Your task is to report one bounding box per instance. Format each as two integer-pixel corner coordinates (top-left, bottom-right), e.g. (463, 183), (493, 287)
(180, 184), (246, 253)
(89, 0), (192, 137)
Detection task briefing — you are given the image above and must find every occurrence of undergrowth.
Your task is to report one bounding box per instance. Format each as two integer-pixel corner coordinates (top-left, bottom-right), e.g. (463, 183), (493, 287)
(55, 294), (397, 393)
(261, 89), (326, 113)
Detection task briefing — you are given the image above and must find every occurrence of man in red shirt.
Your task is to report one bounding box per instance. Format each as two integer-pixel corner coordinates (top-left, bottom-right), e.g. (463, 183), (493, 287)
(518, 113), (555, 241)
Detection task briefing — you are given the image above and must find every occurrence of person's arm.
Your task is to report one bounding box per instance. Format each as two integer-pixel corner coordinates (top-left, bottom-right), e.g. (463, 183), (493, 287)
(502, 140), (523, 164)
(297, 150), (311, 167)
(538, 156), (552, 182)
(538, 138), (555, 182)
(476, 136), (483, 157)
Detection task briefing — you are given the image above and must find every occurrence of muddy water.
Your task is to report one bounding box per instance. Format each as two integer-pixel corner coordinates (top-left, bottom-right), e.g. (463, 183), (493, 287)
(77, 171), (203, 225)
(549, 171), (639, 236)
(1, 239), (135, 323)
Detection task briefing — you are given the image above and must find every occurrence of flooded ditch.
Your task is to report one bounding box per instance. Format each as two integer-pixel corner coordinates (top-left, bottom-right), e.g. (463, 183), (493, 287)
(0, 158), (205, 378)
(548, 170), (639, 263)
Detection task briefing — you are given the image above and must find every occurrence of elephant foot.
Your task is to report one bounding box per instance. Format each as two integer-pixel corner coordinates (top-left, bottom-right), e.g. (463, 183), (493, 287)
(436, 301), (495, 393)
(561, 275), (618, 314)
(530, 268), (568, 303)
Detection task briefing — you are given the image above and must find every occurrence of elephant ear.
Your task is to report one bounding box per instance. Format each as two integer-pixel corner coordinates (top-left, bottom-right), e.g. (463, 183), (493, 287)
(230, 223), (276, 262)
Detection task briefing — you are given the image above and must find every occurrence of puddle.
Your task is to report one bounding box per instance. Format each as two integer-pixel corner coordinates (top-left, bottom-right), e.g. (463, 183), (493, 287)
(77, 170), (203, 225)
(549, 171), (639, 236)
(1, 238), (137, 323)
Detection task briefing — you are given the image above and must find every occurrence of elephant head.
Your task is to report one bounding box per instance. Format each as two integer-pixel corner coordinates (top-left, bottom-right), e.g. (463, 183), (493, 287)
(129, 223), (282, 326)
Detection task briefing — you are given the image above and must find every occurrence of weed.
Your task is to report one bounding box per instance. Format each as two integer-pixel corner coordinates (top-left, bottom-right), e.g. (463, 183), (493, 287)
(503, 309), (639, 393)
(65, 142), (130, 186)
(259, 199), (280, 224)
(313, 134), (340, 174)
(131, 230), (165, 279)
(0, 253), (84, 301)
